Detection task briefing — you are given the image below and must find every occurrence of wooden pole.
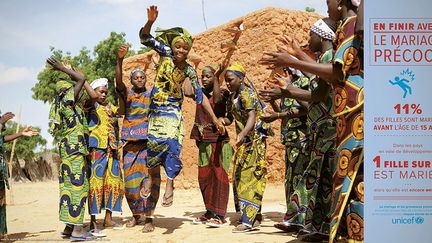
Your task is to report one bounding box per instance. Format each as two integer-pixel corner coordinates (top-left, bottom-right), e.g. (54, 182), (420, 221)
(6, 105), (21, 205)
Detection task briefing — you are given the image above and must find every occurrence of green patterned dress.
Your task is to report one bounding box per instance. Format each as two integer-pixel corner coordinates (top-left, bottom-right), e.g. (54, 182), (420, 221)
(279, 75), (311, 221)
(55, 82), (89, 225)
(231, 85), (272, 227)
(284, 49), (337, 235)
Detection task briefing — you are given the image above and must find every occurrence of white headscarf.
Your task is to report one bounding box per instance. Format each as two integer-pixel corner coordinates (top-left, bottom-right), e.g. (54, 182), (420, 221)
(91, 78), (108, 89)
(311, 19), (335, 41)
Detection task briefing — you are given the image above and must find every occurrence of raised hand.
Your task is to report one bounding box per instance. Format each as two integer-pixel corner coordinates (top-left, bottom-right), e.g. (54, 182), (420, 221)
(21, 126), (39, 137)
(277, 35), (301, 57)
(0, 112), (15, 125)
(117, 44), (129, 59)
(273, 72), (292, 88)
(260, 52), (297, 69)
(147, 5), (158, 22)
(46, 56), (65, 71)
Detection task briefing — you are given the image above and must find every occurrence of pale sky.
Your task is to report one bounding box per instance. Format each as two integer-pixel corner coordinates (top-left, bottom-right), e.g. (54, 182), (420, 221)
(0, 0), (327, 147)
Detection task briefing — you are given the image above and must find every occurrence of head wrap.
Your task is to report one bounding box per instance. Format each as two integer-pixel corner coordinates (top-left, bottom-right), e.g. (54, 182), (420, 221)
(91, 78), (108, 90)
(351, 0), (361, 7)
(155, 27), (193, 49)
(311, 19), (336, 41)
(226, 62), (246, 78)
(226, 62), (267, 110)
(129, 68), (145, 79)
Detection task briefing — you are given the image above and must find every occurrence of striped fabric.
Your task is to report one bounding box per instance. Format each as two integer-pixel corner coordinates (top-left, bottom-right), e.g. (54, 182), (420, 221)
(121, 89), (151, 141)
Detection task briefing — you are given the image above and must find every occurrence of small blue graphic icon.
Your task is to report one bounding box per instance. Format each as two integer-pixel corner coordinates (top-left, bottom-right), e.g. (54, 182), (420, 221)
(389, 68), (415, 99)
(415, 216), (424, 224)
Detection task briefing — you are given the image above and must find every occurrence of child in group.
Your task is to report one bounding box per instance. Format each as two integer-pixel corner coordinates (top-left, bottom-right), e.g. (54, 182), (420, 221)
(84, 77), (124, 231)
(139, 5), (224, 209)
(47, 57), (97, 241)
(190, 64), (233, 227)
(219, 63), (272, 233)
(0, 112), (38, 239)
(116, 44), (159, 233)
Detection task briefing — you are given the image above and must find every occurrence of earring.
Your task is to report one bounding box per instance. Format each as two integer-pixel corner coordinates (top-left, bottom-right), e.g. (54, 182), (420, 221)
(337, 5), (342, 11)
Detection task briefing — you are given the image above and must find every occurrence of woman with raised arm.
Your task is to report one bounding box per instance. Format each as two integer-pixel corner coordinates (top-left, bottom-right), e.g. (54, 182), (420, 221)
(115, 45), (159, 232)
(139, 5), (224, 211)
(47, 57), (97, 241)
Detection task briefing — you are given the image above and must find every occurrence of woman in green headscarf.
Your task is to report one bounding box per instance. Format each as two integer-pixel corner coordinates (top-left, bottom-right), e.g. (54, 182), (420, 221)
(47, 57), (98, 241)
(138, 5), (224, 230)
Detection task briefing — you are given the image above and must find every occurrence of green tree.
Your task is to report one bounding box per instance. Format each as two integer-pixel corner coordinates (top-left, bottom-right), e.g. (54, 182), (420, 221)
(3, 122), (47, 161)
(32, 31), (132, 105)
(305, 7), (316, 12)
(92, 32), (129, 104)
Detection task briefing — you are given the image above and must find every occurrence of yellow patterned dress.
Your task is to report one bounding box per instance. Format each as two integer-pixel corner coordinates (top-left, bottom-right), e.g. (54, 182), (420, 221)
(140, 33), (203, 180)
(86, 102), (124, 215)
(231, 85), (273, 227)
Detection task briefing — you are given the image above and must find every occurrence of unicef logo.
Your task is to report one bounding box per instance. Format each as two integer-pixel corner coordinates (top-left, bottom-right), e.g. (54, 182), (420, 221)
(392, 216), (425, 224)
(415, 216), (424, 224)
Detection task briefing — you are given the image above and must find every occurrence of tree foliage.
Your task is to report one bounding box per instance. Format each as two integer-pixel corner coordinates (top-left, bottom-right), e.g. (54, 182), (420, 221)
(305, 7), (316, 12)
(32, 32), (133, 105)
(3, 121), (47, 161)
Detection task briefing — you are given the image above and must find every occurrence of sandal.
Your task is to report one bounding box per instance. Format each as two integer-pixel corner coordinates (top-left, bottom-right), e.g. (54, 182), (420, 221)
(274, 222), (303, 232)
(206, 216), (228, 228)
(161, 191), (174, 207)
(232, 223), (257, 233)
(88, 229), (106, 238)
(192, 215), (210, 225)
(70, 231), (97, 242)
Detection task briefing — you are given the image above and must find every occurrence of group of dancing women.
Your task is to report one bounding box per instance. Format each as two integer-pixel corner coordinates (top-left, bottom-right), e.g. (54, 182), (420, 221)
(27, 0), (364, 242)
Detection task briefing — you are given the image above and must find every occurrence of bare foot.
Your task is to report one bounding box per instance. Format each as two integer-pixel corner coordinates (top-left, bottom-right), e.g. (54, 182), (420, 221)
(103, 211), (120, 228)
(71, 225), (86, 238)
(126, 215), (140, 228)
(103, 219), (121, 228)
(141, 218), (155, 233)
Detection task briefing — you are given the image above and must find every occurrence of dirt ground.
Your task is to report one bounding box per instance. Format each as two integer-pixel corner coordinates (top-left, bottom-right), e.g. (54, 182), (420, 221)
(2, 181), (304, 243)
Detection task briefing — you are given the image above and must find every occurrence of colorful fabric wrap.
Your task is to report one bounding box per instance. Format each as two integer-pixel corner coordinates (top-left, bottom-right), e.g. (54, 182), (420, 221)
(155, 27), (193, 48)
(49, 80), (74, 135)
